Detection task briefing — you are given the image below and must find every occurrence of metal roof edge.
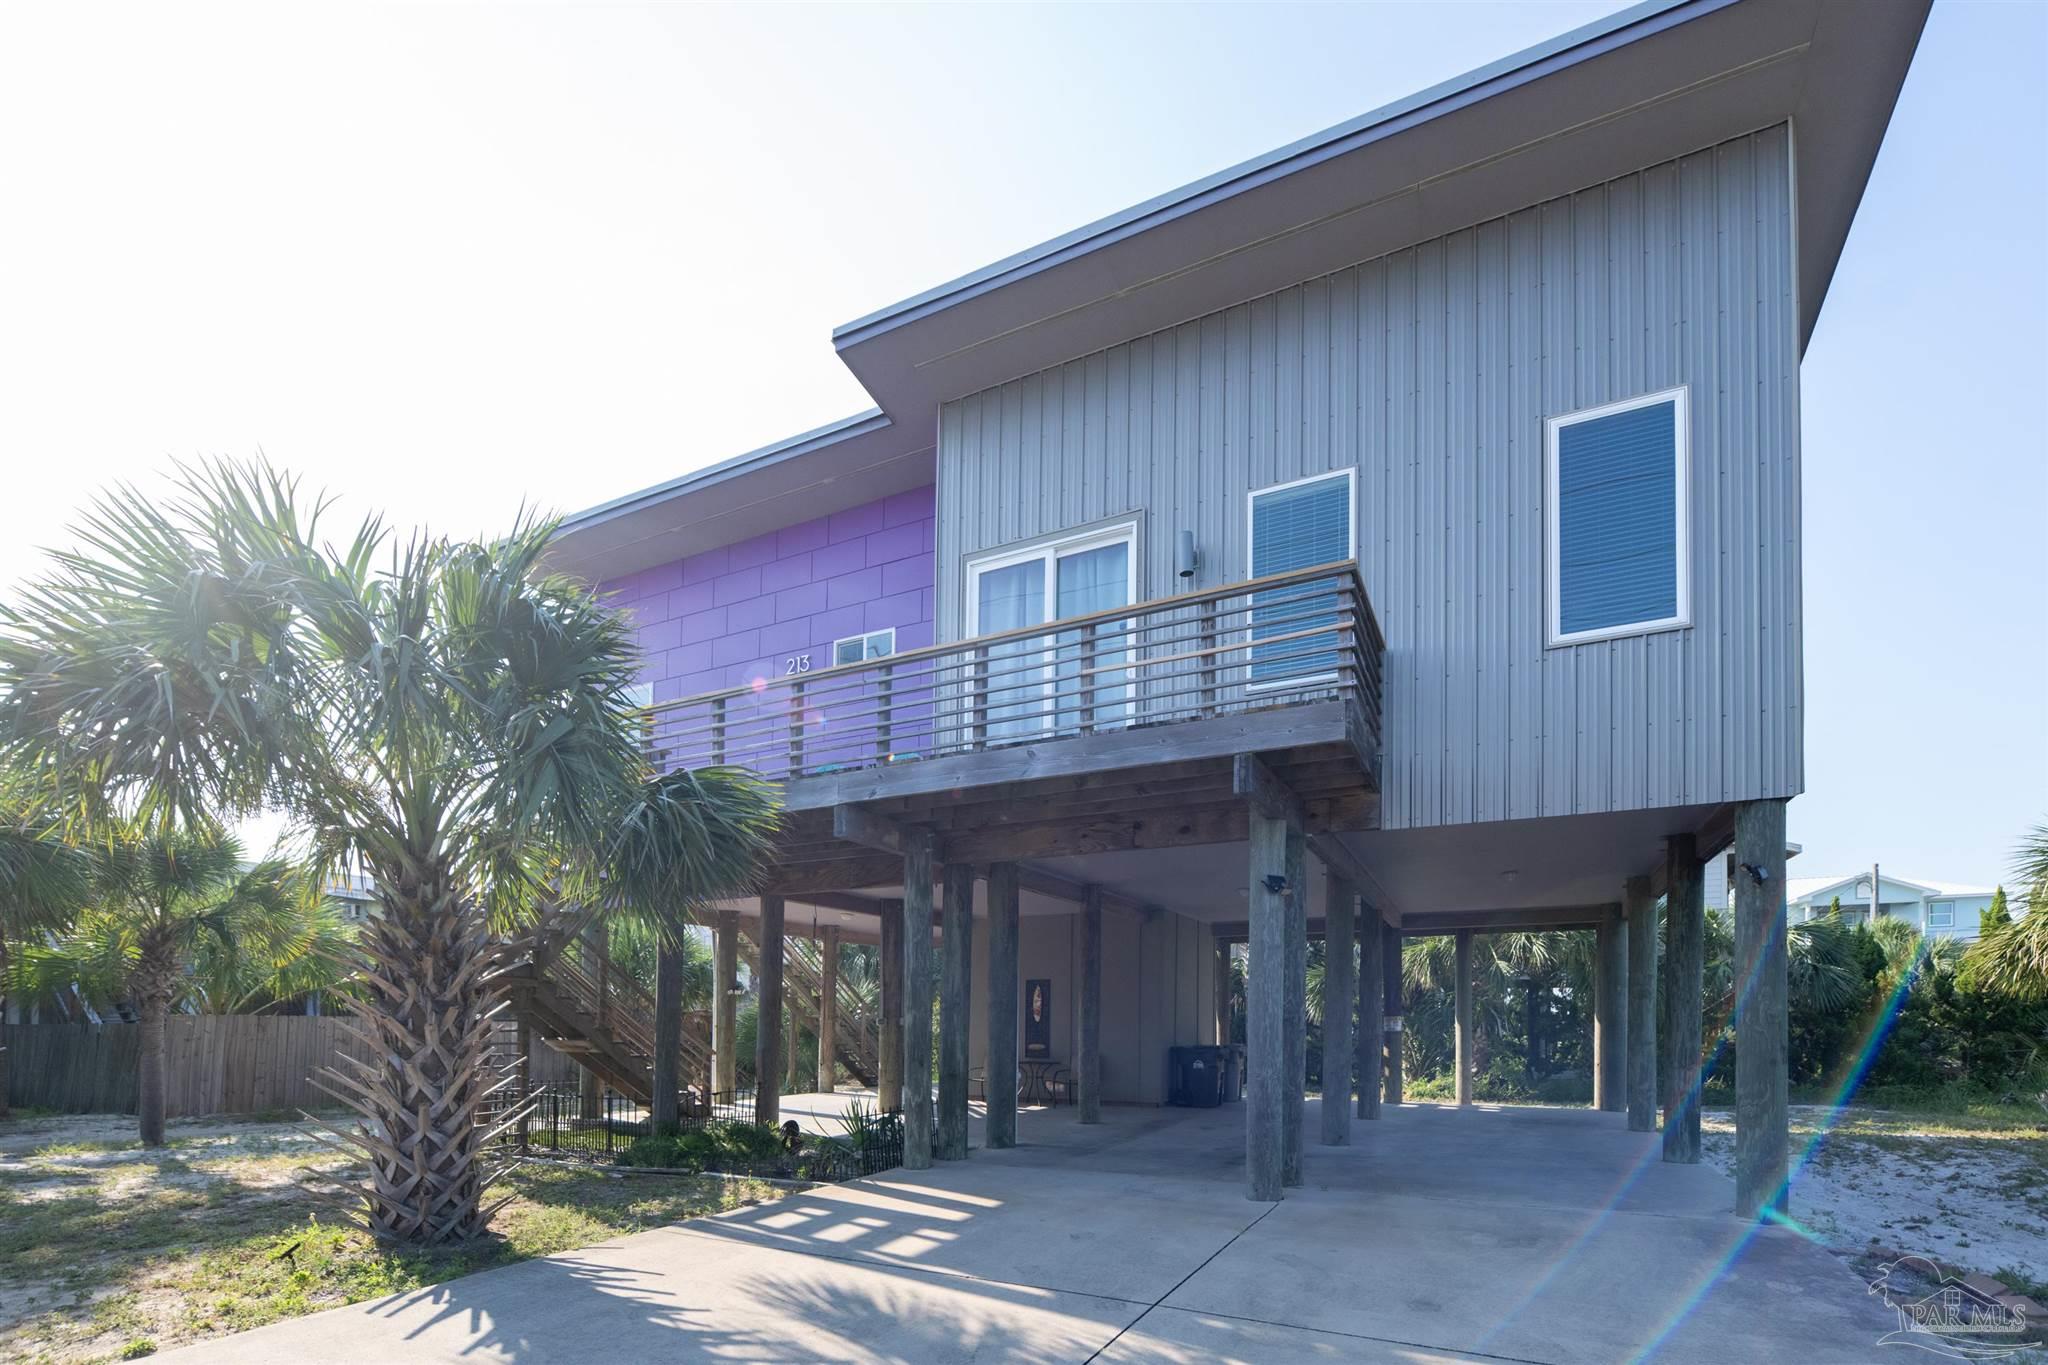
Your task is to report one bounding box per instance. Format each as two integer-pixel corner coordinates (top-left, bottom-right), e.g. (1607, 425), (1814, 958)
(556, 407), (894, 535)
(830, 0), (1720, 350)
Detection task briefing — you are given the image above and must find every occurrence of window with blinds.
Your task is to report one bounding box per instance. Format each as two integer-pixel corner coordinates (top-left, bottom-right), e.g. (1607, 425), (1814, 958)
(1247, 470), (1354, 684)
(1545, 388), (1691, 646)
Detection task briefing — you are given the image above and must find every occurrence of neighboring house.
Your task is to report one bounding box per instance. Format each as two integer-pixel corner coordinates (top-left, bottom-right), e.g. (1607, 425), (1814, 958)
(547, 0), (1930, 1195)
(1787, 873), (2001, 943)
(326, 872), (379, 924)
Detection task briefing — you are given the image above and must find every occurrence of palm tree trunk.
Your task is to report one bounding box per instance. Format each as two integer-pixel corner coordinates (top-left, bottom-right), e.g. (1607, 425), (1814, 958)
(134, 934), (178, 1148)
(0, 936), (12, 1121)
(1524, 981), (1541, 1083)
(651, 942), (683, 1135)
(321, 873), (500, 1245)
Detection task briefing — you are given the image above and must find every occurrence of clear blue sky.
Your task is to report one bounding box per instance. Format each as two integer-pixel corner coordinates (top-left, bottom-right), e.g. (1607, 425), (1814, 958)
(0, 1), (2040, 887)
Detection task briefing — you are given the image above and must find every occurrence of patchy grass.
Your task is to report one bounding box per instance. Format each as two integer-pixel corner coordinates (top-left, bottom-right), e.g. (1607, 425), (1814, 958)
(0, 1114), (777, 1363)
(1701, 1102), (2048, 1300)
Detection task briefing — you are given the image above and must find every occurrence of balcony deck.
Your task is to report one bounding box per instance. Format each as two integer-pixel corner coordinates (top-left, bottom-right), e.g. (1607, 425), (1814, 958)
(644, 562), (1384, 893)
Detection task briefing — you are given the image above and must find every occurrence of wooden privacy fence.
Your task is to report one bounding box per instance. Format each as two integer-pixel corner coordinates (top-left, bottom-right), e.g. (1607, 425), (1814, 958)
(3, 1016), (582, 1119)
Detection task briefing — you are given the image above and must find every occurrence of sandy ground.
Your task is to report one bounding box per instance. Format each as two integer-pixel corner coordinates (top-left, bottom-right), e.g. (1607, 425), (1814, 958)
(1702, 1105), (2048, 1288)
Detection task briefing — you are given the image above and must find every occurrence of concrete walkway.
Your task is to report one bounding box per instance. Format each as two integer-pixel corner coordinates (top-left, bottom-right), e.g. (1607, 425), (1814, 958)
(161, 1100), (1898, 1363)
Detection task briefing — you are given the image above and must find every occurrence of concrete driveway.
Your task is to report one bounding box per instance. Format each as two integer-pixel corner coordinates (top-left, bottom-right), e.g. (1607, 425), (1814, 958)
(160, 1100), (1897, 1363)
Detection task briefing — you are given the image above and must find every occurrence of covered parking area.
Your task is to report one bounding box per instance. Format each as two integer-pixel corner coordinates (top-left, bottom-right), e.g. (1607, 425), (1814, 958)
(165, 1096), (1898, 1364)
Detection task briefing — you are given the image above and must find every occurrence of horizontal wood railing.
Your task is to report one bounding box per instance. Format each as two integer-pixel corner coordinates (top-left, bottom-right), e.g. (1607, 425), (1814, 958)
(643, 560), (1383, 788)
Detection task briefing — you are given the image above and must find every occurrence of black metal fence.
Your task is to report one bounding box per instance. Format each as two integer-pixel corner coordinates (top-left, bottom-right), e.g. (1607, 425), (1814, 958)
(510, 1084), (903, 1183)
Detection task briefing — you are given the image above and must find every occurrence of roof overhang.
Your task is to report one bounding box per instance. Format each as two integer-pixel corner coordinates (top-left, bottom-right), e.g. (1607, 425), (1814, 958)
(833, 0), (1927, 434)
(555, 0), (1923, 584)
(547, 409), (933, 583)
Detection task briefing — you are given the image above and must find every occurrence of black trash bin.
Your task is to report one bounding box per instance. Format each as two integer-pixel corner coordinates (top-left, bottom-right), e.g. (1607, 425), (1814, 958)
(1168, 1045), (1240, 1107)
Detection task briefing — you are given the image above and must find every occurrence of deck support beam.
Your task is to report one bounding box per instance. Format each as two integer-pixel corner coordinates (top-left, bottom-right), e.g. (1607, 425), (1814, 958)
(817, 925), (840, 1096)
(579, 921), (607, 1120)
(1625, 876), (1658, 1132)
(1079, 885), (1103, 1124)
(878, 898), (904, 1113)
(1663, 833), (1705, 1164)
(901, 835), (937, 1168)
(1319, 877), (1356, 1145)
(1595, 907), (1626, 1113)
(1356, 902), (1382, 1119)
(753, 895), (785, 1127)
(712, 911), (739, 1097)
(1382, 922), (1404, 1105)
(1245, 806), (1288, 1201)
(986, 863), (1020, 1149)
(938, 862), (975, 1160)
(1733, 798), (1790, 1220)
(1213, 933), (1232, 1045)
(1453, 930), (1474, 1106)
(1282, 823), (1308, 1185)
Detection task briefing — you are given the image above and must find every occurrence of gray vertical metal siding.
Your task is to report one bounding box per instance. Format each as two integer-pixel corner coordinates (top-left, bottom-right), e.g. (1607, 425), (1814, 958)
(937, 127), (1801, 832)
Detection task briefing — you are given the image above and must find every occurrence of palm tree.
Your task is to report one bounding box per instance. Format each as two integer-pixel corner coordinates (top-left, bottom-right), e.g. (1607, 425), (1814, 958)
(186, 889), (359, 1014)
(605, 767), (778, 1132)
(10, 828), (305, 1144)
(1967, 823), (2048, 1002)
(0, 459), (776, 1243)
(0, 774), (91, 1118)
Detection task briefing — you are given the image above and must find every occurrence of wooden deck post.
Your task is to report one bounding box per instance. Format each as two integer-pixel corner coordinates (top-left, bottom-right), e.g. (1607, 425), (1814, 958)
(1282, 823), (1307, 1185)
(754, 895), (785, 1126)
(901, 836), (937, 1168)
(1663, 833), (1705, 1163)
(1320, 876), (1356, 1145)
(1245, 807), (1288, 1201)
(1382, 922), (1404, 1105)
(1079, 885), (1103, 1125)
(1733, 798), (1790, 1219)
(817, 925), (840, 1096)
(1595, 908), (1626, 1113)
(938, 862), (976, 1160)
(1625, 875), (1658, 1132)
(878, 897), (904, 1113)
(1356, 903), (1382, 1120)
(579, 921), (606, 1120)
(986, 862), (1020, 1149)
(712, 910), (739, 1097)
(1453, 930), (1474, 1107)
(1213, 933), (1232, 1045)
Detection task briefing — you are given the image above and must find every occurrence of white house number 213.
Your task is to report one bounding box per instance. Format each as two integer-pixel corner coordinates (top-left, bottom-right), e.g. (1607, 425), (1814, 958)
(785, 654), (812, 675)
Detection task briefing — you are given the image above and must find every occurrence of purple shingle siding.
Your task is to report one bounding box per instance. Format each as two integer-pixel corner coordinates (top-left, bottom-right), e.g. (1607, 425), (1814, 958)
(600, 487), (936, 705)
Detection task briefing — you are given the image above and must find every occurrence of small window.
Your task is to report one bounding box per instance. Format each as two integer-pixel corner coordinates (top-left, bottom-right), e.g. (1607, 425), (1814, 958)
(1926, 901), (1954, 930)
(833, 628), (895, 668)
(1247, 470), (1355, 684)
(1545, 388), (1690, 647)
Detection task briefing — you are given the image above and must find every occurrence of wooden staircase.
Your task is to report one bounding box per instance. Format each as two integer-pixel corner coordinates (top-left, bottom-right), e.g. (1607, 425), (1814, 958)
(495, 933), (712, 1107)
(744, 929), (880, 1088)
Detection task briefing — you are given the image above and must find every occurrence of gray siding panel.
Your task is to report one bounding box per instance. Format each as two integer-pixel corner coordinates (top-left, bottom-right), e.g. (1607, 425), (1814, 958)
(937, 127), (1801, 831)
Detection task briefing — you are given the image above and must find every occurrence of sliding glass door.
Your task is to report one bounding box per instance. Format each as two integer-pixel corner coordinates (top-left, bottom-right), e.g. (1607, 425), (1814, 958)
(967, 525), (1135, 742)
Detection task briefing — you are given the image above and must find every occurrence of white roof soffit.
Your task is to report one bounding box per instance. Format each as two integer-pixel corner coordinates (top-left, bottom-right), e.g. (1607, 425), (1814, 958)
(833, 0), (1928, 429)
(548, 409), (933, 584)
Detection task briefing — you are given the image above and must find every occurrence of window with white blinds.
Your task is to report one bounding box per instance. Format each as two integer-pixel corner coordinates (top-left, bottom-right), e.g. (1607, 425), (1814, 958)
(1247, 470), (1354, 684)
(1545, 387), (1691, 646)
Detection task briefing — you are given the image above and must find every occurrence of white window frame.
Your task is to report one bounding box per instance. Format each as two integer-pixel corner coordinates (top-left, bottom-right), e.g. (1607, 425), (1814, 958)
(1926, 900), (1955, 930)
(1245, 468), (1357, 691)
(1544, 385), (1692, 648)
(963, 521), (1140, 738)
(831, 627), (896, 668)
(963, 521), (1140, 637)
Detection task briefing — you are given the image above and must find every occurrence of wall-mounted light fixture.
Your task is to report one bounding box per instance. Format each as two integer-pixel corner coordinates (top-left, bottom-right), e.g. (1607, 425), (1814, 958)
(1175, 529), (1199, 580)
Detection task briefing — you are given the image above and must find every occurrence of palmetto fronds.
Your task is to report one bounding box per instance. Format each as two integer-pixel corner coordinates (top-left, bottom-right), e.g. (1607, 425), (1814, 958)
(0, 458), (778, 1243)
(1966, 823), (2048, 1001)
